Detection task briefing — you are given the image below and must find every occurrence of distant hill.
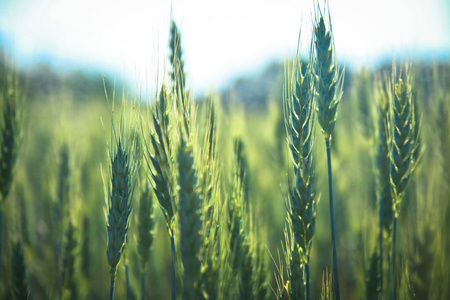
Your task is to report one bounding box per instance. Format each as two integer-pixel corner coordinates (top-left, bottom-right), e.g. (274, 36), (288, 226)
(219, 58), (450, 110)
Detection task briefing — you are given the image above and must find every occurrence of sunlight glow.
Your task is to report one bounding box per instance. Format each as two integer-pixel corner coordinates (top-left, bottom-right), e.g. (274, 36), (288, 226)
(1, 0), (449, 93)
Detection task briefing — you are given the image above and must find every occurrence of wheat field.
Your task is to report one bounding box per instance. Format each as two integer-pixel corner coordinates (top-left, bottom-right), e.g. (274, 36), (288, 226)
(0, 3), (449, 300)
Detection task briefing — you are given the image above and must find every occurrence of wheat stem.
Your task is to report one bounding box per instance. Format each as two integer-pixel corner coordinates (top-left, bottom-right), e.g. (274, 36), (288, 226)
(170, 229), (176, 300)
(0, 209), (2, 282)
(326, 141), (340, 300)
(392, 217), (398, 300)
(110, 279), (115, 300)
(141, 271), (145, 300)
(126, 265), (130, 300)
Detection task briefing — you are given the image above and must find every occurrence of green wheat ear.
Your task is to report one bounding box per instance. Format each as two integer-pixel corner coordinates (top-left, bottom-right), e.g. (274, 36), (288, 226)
(389, 64), (420, 217)
(106, 140), (135, 279)
(105, 116), (138, 300)
(284, 51), (317, 300)
(314, 14), (344, 142)
(147, 84), (174, 229)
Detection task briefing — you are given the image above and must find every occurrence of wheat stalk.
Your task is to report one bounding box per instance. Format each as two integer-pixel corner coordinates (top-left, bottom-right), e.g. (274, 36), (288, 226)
(374, 77), (392, 296)
(388, 63), (420, 300)
(313, 3), (344, 299)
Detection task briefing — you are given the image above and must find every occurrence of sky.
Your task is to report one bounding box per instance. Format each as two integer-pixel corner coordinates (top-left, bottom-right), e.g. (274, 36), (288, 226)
(1, 0), (449, 93)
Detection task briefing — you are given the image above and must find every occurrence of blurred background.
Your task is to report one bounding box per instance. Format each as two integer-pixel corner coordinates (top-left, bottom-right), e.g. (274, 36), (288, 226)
(1, 0), (449, 94)
(0, 1), (449, 299)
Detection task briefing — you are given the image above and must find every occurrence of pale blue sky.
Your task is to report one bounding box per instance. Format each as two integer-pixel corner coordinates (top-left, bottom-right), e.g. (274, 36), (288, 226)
(1, 0), (449, 93)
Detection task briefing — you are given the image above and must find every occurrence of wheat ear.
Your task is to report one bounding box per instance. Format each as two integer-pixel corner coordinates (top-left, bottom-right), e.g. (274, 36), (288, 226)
(284, 52), (317, 300)
(106, 136), (137, 300)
